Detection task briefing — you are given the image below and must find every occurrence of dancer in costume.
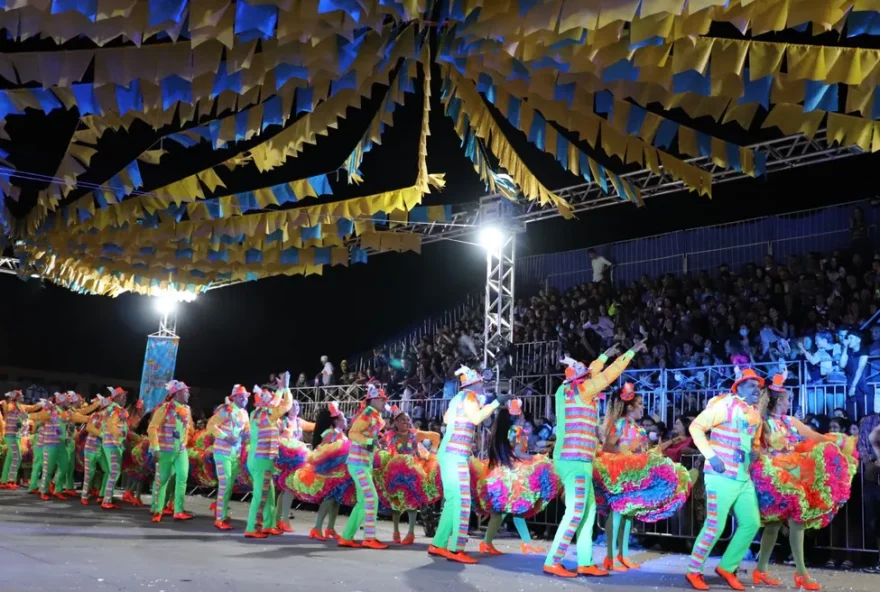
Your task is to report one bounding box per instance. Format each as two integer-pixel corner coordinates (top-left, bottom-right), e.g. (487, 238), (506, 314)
(275, 399), (313, 533)
(477, 398), (558, 556)
(120, 399), (147, 507)
(29, 393), (100, 500)
(99, 387), (131, 509)
(686, 368), (764, 591)
(429, 366), (508, 564)
(752, 373), (859, 591)
(1, 391), (39, 489)
(543, 342), (643, 578)
(207, 385), (251, 530)
(148, 380), (195, 523)
(301, 403), (348, 541)
(60, 392), (90, 494)
(27, 415), (44, 495)
(597, 382), (691, 572)
(340, 379), (389, 549)
(244, 373), (292, 539)
(382, 405), (441, 545)
(81, 395), (111, 504)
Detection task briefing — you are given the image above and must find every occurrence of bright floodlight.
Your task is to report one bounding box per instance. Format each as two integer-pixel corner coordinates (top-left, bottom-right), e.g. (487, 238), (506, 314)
(154, 294), (178, 315)
(478, 226), (504, 251)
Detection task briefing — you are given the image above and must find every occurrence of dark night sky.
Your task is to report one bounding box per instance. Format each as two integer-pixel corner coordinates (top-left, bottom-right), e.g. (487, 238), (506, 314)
(3, 34), (880, 389)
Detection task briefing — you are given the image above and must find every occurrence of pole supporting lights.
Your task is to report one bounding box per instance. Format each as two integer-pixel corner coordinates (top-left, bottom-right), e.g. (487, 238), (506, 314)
(478, 225), (505, 253)
(151, 291), (196, 337)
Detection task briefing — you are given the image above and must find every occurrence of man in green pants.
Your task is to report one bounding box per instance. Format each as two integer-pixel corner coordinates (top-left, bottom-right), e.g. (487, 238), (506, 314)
(80, 395), (110, 504)
(148, 380), (195, 523)
(207, 385), (251, 530)
(1, 390), (39, 489)
(428, 366), (507, 564)
(686, 369), (764, 591)
(100, 387), (130, 509)
(244, 373), (292, 539)
(543, 343), (643, 578)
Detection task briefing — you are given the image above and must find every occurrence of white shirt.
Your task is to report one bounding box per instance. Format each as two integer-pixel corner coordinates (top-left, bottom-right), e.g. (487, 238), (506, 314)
(591, 255), (612, 282)
(584, 316), (615, 340)
(321, 362), (334, 385)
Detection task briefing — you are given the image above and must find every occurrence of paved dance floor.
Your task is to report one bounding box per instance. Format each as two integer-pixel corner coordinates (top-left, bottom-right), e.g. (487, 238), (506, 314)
(1, 492), (876, 592)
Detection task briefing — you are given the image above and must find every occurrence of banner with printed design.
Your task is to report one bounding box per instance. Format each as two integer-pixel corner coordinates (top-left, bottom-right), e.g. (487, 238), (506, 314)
(139, 336), (180, 412)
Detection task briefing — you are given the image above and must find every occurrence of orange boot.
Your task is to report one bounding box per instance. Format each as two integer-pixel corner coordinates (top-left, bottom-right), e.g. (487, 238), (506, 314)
(309, 528), (326, 541)
(543, 564), (577, 578)
(753, 570), (781, 586)
(479, 542), (502, 556)
(604, 556), (628, 572)
(325, 528), (340, 540)
(151, 514), (162, 523)
(715, 567), (745, 591)
(794, 574), (821, 591)
(401, 534), (415, 546)
(214, 520), (234, 531)
(278, 522), (294, 533)
(686, 573), (711, 591)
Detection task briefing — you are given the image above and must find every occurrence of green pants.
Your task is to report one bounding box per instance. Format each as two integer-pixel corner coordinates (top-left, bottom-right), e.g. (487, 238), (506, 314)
(432, 453), (472, 552)
(81, 448), (109, 499)
(28, 442), (44, 492)
(40, 445), (63, 494)
(342, 462), (379, 541)
(246, 456), (276, 532)
(484, 514), (531, 544)
(153, 450), (189, 514)
(1, 435), (21, 484)
(101, 444), (123, 504)
(687, 474), (760, 574)
(214, 452), (241, 522)
(545, 459), (597, 567)
(606, 511), (634, 560)
(62, 440), (75, 490)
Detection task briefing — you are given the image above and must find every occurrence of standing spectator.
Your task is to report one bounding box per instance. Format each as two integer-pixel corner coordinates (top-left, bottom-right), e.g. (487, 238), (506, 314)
(841, 331), (870, 416)
(589, 249), (613, 283)
(858, 414), (880, 573)
(317, 355), (334, 386)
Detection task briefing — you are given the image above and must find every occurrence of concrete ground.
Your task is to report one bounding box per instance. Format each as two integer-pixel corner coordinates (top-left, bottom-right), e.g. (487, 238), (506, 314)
(1, 491), (876, 592)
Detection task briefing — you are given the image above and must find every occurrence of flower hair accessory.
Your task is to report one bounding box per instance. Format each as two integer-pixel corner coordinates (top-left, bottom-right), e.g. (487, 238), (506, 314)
(508, 398), (523, 416)
(620, 382), (636, 402)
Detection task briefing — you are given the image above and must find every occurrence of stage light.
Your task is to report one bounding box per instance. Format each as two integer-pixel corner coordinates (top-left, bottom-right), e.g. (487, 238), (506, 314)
(478, 226), (504, 251)
(30, 273), (40, 279)
(154, 295), (178, 316)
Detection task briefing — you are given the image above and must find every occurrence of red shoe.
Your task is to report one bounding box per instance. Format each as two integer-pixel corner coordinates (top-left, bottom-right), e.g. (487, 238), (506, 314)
(263, 527), (283, 536)
(544, 564), (577, 578)
(278, 523), (294, 533)
(338, 538), (362, 548)
(686, 573), (711, 591)
(40, 494), (50, 501)
(428, 545), (452, 559)
(447, 551), (478, 564)
(577, 565), (610, 577)
(325, 528), (340, 540)
(715, 567), (745, 591)
(214, 520), (234, 531)
(604, 556), (628, 572)
(794, 574), (821, 591)
(62, 489), (77, 497)
(753, 570), (781, 586)
(362, 538), (389, 550)
(80, 498), (89, 505)
(393, 532), (401, 544)
(51, 492), (68, 500)
(309, 528), (326, 541)
(90, 489), (100, 499)
(151, 514), (162, 523)
(130, 498), (145, 507)
(245, 531), (268, 539)
(121, 491), (134, 503)
(619, 556), (641, 569)
(401, 534), (415, 546)
(479, 542), (502, 556)
(49, 483), (55, 494)
(521, 542), (546, 554)
(5, 483), (19, 490)
(0, 483), (8, 489)
(173, 512), (194, 521)
(101, 502), (120, 510)
(162, 507), (173, 516)
(29, 489), (40, 495)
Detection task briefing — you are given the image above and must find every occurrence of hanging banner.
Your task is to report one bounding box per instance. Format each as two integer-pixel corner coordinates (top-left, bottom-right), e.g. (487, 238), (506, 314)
(139, 335), (180, 412)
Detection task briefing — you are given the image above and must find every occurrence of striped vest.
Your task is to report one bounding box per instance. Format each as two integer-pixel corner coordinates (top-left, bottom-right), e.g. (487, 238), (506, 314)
(213, 404), (247, 456)
(554, 383), (600, 462)
(38, 407), (62, 447)
(765, 414), (802, 457)
(322, 428), (344, 446)
(439, 392), (478, 458)
(102, 404), (128, 447)
(84, 411), (104, 453)
(612, 418), (648, 454)
(278, 416), (302, 441)
(385, 430), (420, 456)
(348, 408), (383, 467)
(704, 397), (760, 481)
(158, 402), (189, 453)
(250, 407), (280, 459)
(3, 404), (23, 436)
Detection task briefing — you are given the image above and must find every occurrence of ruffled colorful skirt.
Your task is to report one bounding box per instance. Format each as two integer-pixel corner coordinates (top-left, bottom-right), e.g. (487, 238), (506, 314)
(376, 452), (442, 513)
(469, 455), (561, 518)
(593, 451), (692, 522)
(287, 438), (351, 504)
(274, 438), (309, 490)
(751, 435), (858, 529)
(123, 434), (154, 482)
(74, 428), (88, 471)
(188, 430), (218, 488)
(336, 450), (389, 508)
